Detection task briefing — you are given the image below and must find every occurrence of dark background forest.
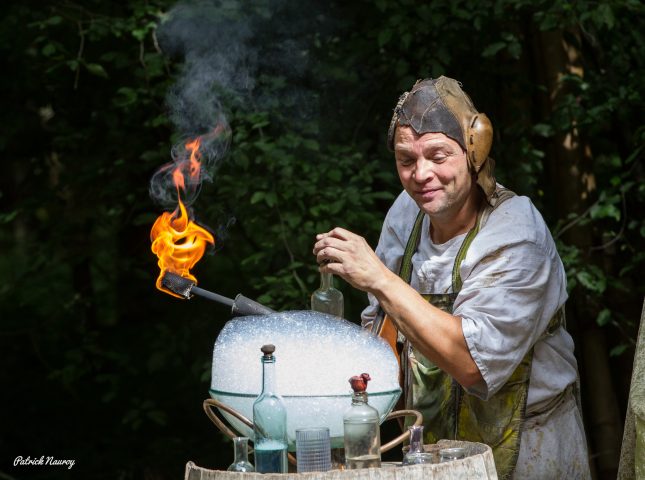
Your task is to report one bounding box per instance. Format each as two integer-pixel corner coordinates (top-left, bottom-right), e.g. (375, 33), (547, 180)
(1, 1), (643, 479)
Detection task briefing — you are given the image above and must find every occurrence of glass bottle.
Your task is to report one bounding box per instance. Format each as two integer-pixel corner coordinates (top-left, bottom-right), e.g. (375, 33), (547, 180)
(227, 437), (255, 472)
(402, 425), (434, 465)
(343, 373), (381, 469)
(252, 344), (288, 474)
(311, 271), (344, 318)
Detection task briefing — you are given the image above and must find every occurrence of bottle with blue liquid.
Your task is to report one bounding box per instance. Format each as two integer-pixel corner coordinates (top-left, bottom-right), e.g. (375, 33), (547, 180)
(253, 344), (288, 473)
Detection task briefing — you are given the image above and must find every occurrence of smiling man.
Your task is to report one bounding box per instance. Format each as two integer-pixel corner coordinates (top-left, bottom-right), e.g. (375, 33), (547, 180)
(313, 77), (591, 479)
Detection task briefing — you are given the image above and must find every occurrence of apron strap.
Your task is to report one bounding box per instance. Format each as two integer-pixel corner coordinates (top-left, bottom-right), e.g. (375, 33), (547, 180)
(399, 187), (518, 292)
(451, 209), (484, 293)
(398, 210), (425, 284)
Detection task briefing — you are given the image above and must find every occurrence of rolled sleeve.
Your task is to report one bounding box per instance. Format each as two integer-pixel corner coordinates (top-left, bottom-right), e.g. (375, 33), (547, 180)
(361, 292), (379, 329)
(461, 317), (491, 399)
(454, 238), (562, 399)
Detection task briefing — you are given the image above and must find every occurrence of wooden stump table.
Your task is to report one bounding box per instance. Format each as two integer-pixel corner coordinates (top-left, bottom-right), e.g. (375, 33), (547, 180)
(185, 440), (498, 480)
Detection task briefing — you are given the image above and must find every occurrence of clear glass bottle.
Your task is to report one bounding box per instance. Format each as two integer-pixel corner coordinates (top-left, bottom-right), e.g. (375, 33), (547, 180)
(402, 425), (434, 465)
(227, 436), (255, 472)
(253, 344), (288, 473)
(311, 271), (344, 318)
(343, 373), (381, 469)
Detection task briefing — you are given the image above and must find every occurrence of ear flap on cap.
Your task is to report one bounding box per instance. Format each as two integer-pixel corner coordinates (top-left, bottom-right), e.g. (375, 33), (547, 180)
(476, 156), (497, 200)
(467, 113), (493, 172)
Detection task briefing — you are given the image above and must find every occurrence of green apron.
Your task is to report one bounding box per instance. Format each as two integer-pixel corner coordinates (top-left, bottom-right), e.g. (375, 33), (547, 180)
(397, 189), (563, 480)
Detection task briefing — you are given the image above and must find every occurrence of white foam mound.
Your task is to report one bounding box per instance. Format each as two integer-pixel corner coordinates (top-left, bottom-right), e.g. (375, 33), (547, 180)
(211, 310), (400, 396)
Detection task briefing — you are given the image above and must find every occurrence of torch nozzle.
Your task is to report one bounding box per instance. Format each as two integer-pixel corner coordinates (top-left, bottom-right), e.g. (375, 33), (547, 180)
(160, 271), (275, 317)
(161, 271), (197, 299)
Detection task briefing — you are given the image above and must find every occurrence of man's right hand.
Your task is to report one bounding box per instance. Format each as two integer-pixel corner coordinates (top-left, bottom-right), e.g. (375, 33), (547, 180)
(313, 227), (394, 294)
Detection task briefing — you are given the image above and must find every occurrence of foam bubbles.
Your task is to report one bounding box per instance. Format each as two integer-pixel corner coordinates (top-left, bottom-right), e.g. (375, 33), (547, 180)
(212, 311), (400, 396)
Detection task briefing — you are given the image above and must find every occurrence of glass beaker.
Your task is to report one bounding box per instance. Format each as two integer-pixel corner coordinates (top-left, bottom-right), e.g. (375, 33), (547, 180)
(402, 425), (434, 465)
(439, 447), (466, 462)
(296, 427), (332, 473)
(227, 436), (254, 472)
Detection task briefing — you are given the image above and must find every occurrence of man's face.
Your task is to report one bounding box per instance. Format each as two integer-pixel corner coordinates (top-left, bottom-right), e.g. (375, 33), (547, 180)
(394, 126), (474, 220)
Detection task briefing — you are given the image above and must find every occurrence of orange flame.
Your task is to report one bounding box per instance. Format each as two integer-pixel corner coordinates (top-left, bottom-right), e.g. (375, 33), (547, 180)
(150, 136), (215, 297)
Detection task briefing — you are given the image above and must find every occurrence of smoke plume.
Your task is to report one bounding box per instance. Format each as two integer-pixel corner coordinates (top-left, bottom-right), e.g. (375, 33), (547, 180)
(149, 0), (319, 209)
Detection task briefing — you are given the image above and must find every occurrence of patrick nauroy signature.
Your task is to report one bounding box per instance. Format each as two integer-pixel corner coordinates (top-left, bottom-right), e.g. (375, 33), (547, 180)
(14, 456), (75, 470)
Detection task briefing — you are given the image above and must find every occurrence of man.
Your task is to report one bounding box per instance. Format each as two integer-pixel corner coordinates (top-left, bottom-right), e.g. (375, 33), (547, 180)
(313, 76), (591, 479)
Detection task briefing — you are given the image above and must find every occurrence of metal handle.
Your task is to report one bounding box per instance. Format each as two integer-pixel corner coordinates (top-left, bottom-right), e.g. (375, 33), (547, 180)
(203, 398), (253, 439)
(379, 409), (423, 454)
(203, 400), (422, 463)
(202, 399), (297, 466)
(232, 294), (276, 316)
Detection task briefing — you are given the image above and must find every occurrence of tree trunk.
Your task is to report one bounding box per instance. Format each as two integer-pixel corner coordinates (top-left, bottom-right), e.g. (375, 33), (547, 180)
(530, 25), (622, 479)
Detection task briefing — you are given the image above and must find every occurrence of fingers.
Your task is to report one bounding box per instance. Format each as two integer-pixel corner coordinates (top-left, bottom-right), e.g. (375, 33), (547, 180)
(312, 228), (386, 292)
(319, 260), (344, 276)
(315, 227), (353, 242)
(313, 228), (360, 256)
(313, 236), (347, 254)
(314, 230), (352, 266)
(315, 244), (345, 264)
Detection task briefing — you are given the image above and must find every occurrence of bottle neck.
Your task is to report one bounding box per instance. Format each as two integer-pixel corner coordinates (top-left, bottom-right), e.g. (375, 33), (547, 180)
(408, 425), (425, 454)
(233, 437), (250, 462)
(261, 356), (276, 394)
(320, 271), (332, 290)
(351, 391), (368, 405)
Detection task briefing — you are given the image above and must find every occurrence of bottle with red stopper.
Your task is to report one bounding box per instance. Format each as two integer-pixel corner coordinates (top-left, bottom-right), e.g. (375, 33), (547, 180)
(343, 373), (382, 469)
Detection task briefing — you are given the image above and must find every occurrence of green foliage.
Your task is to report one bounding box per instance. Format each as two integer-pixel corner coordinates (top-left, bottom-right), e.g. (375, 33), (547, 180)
(205, 106), (394, 310)
(355, 0), (645, 345)
(0, 1), (215, 478)
(1, 0), (643, 478)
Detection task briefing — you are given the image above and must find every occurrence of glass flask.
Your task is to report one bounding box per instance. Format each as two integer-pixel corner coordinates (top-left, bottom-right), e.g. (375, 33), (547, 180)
(311, 271), (344, 318)
(252, 344), (288, 473)
(343, 373), (381, 469)
(402, 425), (434, 465)
(439, 447), (466, 462)
(227, 436), (255, 472)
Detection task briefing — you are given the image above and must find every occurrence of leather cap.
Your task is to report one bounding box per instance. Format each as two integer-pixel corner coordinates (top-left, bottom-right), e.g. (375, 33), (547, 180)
(387, 76), (496, 199)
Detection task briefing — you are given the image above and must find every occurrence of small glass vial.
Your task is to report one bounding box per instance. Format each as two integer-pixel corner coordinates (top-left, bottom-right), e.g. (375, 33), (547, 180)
(439, 447), (466, 462)
(343, 373), (381, 469)
(253, 344), (288, 473)
(227, 437), (255, 472)
(311, 271), (344, 318)
(402, 425), (433, 466)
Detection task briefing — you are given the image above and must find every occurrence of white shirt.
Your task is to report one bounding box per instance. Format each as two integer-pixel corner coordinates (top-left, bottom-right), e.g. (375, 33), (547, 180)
(361, 188), (579, 410)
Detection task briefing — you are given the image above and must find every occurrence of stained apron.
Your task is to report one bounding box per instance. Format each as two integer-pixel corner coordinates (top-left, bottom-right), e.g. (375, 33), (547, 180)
(397, 189), (591, 479)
